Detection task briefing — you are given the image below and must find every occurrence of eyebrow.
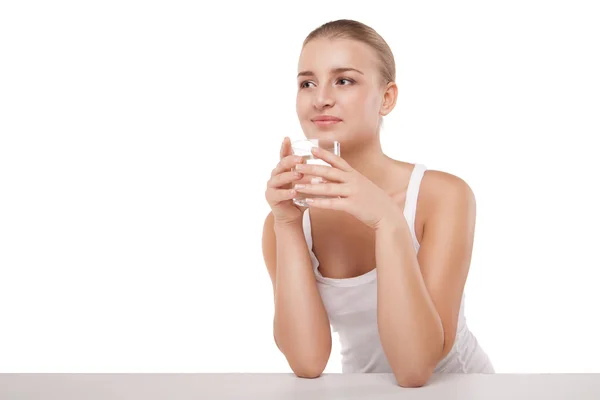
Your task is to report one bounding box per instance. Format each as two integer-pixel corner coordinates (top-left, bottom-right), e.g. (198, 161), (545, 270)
(297, 67), (364, 78)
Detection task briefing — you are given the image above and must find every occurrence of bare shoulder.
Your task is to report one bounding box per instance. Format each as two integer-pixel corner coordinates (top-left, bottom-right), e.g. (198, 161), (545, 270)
(418, 169), (476, 217)
(421, 169), (474, 198)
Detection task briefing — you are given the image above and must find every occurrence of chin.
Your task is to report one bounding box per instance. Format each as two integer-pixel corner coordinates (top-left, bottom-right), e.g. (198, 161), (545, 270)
(306, 126), (343, 138)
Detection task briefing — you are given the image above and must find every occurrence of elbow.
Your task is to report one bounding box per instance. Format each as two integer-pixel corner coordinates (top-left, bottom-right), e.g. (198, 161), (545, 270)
(275, 327), (331, 380)
(394, 367), (433, 388)
(293, 366), (324, 379)
(396, 376), (428, 388)
(290, 354), (328, 379)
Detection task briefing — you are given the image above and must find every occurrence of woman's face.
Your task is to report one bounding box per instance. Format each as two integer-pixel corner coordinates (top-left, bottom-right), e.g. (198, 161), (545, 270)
(296, 38), (387, 147)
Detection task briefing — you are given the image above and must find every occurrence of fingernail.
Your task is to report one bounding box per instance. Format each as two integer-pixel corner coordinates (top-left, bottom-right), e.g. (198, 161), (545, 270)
(294, 184), (306, 189)
(295, 164), (304, 170)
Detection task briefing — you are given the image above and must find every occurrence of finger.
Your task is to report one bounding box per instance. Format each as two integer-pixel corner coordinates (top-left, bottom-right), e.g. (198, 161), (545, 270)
(280, 136), (292, 160)
(304, 196), (348, 211)
(293, 182), (351, 197)
(268, 171), (304, 188)
(279, 137), (287, 159)
(266, 187), (298, 203)
(311, 147), (353, 172)
(272, 155), (305, 177)
(294, 163), (346, 182)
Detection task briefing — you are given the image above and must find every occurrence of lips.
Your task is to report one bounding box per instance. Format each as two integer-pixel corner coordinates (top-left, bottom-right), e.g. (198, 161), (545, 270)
(312, 115), (342, 126)
(312, 115), (342, 122)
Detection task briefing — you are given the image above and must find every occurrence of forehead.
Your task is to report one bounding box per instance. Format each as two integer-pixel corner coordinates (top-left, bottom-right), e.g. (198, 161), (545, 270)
(298, 38), (378, 74)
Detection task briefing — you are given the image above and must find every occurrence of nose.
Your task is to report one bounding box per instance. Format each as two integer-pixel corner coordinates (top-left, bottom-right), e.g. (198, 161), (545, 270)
(313, 85), (335, 110)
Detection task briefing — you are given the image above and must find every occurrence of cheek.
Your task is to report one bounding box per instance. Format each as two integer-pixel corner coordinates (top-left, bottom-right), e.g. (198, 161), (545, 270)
(296, 93), (311, 116)
(296, 95), (313, 133)
(365, 90), (382, 113)
(346, 89), (380, 119)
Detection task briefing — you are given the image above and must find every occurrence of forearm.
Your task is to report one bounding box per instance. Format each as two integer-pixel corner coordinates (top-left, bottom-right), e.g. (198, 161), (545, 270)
(273, 221), (332, 376)
(375, 216), (444, 385)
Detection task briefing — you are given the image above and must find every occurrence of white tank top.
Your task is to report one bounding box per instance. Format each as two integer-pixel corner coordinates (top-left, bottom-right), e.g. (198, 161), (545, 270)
(302, 163), (495, 374)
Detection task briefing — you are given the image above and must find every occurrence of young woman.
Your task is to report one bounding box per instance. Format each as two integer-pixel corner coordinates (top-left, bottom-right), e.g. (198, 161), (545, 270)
(262, 19), (494, 388)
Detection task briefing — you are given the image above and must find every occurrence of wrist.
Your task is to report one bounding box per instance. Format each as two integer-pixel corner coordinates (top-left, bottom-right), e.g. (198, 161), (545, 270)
(375, 207), (406, 234)
(273, 218), (303, 231)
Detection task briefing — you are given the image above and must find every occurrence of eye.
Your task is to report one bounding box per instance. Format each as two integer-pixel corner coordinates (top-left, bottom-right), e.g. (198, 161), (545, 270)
(338, 78), (355, 85)
(299, 81), (315, 89)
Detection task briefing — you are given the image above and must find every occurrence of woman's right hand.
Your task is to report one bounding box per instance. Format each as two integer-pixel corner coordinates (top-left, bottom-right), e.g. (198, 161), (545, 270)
(265, 137), (306, 225)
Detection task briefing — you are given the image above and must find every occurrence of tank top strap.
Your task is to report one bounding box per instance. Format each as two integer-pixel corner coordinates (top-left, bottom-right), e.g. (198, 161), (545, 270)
(403, 163), (427, 250)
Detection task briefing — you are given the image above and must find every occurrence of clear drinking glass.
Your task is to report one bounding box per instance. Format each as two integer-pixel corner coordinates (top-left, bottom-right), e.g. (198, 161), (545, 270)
(291, 138), (341, 207)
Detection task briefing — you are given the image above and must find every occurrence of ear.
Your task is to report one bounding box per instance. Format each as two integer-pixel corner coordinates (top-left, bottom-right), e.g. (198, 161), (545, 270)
(380, 81), (398, 117)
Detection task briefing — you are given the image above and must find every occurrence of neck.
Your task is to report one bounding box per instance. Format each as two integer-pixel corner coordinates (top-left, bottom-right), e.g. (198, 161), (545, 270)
(340, 138), (392, 188)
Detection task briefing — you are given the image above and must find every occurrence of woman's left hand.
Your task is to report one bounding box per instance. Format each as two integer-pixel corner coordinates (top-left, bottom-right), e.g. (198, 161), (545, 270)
(293, 146), (401, 230)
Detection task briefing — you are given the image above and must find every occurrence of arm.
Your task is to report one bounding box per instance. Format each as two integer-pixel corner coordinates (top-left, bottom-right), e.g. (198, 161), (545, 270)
(375, 172), (476, 387)
(262, 212), (332, 378)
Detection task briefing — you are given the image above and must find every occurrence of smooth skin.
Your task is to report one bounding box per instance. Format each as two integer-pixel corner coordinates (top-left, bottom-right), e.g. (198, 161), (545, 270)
(262, 38), (476, 387)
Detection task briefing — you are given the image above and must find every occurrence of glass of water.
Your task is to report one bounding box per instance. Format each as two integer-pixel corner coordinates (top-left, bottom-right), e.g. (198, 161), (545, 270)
(290, 138), (341, 207)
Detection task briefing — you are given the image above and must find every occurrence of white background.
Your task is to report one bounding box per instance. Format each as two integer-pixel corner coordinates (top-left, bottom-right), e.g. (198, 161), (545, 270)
(1, 0), (599, 373)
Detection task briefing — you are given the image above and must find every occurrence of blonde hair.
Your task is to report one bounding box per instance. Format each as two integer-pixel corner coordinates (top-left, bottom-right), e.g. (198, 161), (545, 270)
(303, 19), (396, 87)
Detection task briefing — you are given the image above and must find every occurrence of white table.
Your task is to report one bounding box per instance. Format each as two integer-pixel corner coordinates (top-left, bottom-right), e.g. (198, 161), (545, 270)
(1, 373), (600, 399)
